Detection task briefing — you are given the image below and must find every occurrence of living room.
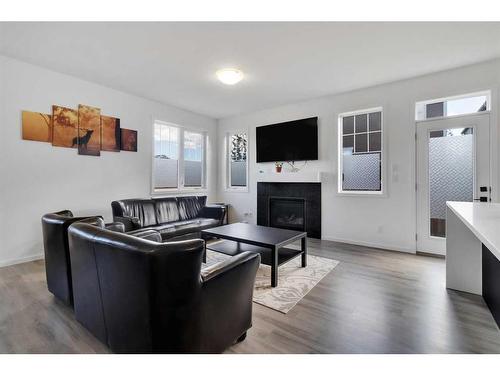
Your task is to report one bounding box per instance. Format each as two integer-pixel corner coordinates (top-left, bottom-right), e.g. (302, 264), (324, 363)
(2, 1), (500, 373)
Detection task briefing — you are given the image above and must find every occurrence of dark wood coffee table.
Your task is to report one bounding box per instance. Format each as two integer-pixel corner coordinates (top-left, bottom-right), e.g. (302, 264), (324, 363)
(201, 223), (307, 287)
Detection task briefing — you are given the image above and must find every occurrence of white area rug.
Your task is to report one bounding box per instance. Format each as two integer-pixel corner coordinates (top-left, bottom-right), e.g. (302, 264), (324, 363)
(204, 246), (339, 314)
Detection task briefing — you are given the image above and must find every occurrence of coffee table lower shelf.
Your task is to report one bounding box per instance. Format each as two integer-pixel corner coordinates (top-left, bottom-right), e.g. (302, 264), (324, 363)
(206, 240), (302, 267)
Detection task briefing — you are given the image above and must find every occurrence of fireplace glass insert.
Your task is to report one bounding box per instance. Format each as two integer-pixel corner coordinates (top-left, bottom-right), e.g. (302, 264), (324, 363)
(269, 197), (306, 232)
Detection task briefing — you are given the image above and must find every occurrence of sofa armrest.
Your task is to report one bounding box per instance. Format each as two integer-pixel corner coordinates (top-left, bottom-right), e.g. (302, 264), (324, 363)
(199, 252), (260, 348)
(198, 205), (226, 224)
(77, 216), (105, 227)
(128, 228), (162, 242)
(113, 216), (142, 231)
(105, 222), (126, 233)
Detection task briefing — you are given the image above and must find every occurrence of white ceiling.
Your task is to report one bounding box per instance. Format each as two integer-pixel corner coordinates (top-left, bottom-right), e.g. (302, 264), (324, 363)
(1, 22), (500, 119)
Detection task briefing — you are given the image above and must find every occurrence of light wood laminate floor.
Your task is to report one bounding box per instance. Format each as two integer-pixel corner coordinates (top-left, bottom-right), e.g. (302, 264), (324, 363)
(1, 239), (499, 353)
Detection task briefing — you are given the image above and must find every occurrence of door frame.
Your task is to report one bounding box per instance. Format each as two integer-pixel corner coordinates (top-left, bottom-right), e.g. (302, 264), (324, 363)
(414, 111), (492, 256)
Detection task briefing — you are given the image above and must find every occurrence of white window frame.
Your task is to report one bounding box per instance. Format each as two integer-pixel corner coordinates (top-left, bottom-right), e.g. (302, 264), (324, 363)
(151, 119), (207, 195)
(415, 90), (491, 121)
(337, 107), (385, 196)
(225, 130), (249, 192)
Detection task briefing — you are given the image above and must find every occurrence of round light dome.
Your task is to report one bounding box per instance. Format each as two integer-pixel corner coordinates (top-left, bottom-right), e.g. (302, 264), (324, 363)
(216, 68), (244, 85)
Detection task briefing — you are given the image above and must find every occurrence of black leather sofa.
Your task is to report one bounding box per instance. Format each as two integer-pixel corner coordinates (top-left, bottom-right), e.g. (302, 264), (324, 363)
(68, 222), (260, 353)
(111, 196), (226, 242)
(41, 210), (160, 306)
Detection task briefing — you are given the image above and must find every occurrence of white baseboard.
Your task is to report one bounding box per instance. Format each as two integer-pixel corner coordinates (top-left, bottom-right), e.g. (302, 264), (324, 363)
(321, 236), (416, 254)
(0, 253), (44, 268)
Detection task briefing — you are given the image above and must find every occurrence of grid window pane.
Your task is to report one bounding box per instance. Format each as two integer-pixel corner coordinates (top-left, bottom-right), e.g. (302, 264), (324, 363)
(426, 102), (444, 118)
(229, 133), (247, 187)
(369, 132), (381, 152)
(355, 133), (368, 153)
(369, 112), (381, 131)
(343, 135), (354, 153)
(447, 96), (487, 116)
(154, 123), (179, 189)
(184, 131), (203, 187)
(355, 114), (367, 133)
(343, 116), (354, 134)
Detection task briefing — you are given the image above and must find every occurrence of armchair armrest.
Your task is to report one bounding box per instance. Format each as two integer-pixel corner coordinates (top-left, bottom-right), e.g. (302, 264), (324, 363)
(128, 228), (162, 242)
(113, 216), (142, 231)
(199, 252), (260, 348)
(201, 252), (259, 283)
(198, 205), (226, 224)
(105, 222), (126, 233)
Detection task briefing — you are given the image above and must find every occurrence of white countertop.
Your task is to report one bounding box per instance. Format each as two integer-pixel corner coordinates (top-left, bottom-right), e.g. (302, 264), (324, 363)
(447, 201), (500, 261)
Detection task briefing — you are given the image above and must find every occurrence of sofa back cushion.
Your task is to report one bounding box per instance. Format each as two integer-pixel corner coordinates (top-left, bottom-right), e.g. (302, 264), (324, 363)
(154, 197), (180, 224)
(178, 196), (205, 220)
(113, 199), (157, 227)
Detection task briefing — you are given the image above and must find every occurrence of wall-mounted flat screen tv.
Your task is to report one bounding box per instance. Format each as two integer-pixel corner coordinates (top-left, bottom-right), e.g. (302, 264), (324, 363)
(256, 117), (318, 162)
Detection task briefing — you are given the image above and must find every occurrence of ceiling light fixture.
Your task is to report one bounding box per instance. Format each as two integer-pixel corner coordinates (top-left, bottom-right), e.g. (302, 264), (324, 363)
(216, 68), (244, 85)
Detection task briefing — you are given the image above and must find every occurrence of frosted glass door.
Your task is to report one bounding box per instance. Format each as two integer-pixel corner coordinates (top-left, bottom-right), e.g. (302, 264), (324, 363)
(416, 113), (490, 255)
(428, 128), (474, 237)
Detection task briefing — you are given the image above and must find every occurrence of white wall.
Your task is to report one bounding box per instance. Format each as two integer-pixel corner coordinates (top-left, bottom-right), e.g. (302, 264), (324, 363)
(217, 59), (500, 253)
(0, 55), (217, 267)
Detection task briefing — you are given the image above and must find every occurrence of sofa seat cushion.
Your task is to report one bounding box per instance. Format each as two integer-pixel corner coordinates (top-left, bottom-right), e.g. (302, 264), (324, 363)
(152, 223), (177, 240)
(172, 220), (200, 236)
(167, 218), (219, 237)
(197, 218), (220, 230)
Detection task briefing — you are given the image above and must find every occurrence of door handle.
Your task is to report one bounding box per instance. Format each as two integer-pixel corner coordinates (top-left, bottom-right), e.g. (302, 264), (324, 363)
(473, 197), (488, 202)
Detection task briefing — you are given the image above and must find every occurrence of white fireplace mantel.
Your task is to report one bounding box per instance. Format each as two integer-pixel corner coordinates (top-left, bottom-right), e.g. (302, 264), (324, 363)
(256, 171), (326, 183)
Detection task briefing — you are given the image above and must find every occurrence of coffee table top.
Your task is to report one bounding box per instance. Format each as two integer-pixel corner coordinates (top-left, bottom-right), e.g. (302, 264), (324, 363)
(201, 222), (306, 248)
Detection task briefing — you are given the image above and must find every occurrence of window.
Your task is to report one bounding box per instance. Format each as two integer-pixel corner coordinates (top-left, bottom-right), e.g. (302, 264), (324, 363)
(338, 108), (383, 194)
(153, 121), (206, 191)
(416, 91), (490, 121)
(184, 131), (204, 187)
(227, 132), (248, 189)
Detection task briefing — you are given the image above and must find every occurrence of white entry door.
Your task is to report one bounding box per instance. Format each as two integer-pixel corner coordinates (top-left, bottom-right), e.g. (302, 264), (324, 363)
(416, 113), (490, 255)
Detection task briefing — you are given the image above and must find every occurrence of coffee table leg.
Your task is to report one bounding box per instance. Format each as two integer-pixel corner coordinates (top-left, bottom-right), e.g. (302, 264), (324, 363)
(271, 245), (278, 287)
(201, 234), (207, 263)
(301, 236), (307, 267)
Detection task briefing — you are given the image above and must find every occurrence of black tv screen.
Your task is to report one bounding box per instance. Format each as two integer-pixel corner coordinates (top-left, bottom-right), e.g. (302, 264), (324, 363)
(256, 117), (318, 162)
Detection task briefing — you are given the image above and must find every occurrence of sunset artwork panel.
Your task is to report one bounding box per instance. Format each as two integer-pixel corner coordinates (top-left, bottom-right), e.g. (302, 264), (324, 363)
(101, 115), (121, 152)
(23, 103), (138, 157)
(22, 111), (52, 142)
(52, 105), (78, 148)
(121, 128), (138, 152)
(78, 104), (101, 156)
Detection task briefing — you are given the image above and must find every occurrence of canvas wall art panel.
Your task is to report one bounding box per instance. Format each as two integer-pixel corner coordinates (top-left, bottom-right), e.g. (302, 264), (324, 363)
(78, 104), (101, 156)
(22, 111), (52, 142)
(52, 105), (78, 148)
(101, 115), (121, 152)
(121, 128), (138, 152)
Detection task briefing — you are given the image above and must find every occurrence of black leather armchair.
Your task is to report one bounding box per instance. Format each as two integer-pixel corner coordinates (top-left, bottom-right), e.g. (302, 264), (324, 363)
(41, 210), (158, 306)
(68, 222), (260, 353)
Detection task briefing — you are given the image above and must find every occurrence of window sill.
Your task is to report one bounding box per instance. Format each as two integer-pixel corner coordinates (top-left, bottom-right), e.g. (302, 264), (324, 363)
(151, 187), (208, 196)
(336, 190), (387, 198)
(224, 187), (249, 193)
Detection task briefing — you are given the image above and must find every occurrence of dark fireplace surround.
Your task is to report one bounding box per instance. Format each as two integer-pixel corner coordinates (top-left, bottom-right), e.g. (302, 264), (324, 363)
(257, 182), (321, 239)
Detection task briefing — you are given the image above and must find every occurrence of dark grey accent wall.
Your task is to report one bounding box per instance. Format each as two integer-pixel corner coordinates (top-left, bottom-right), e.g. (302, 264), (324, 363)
(257, 182), (321, 238)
